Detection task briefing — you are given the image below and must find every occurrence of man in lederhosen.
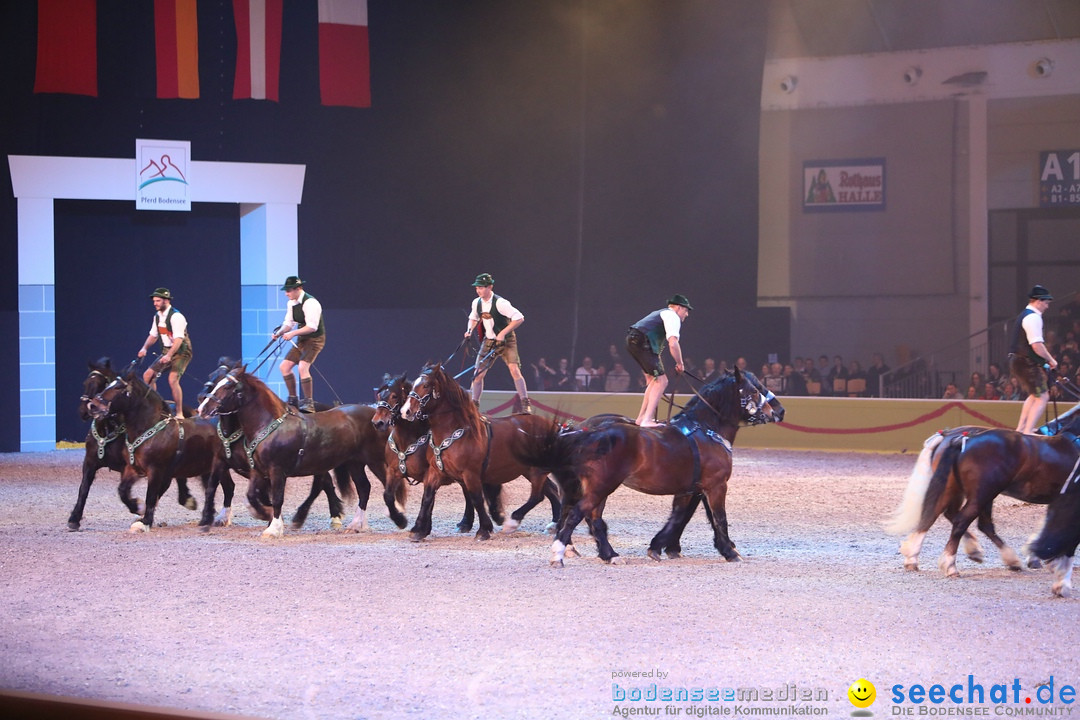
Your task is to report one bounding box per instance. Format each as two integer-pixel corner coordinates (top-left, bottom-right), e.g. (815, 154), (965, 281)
(137, 287), (192, 418)
(625, 294), (692, 427)
(464, 272), (531, 413)
(273, 276), (325, 412)
(1009, 284), (1058, 435)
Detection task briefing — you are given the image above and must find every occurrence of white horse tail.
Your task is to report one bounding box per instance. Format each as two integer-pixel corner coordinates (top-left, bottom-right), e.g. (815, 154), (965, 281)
(884, 433), (945, 535)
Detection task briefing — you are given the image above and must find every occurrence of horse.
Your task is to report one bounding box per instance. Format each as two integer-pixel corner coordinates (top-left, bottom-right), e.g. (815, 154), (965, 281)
(371, 372), (505, 534)
(887, 405), (1080, 577)
(86, 370), (229, 532)
(398, 364), (561, 542)
(518, 369), (776, 567)
(198, 367), (401, 537)
(1024, 472), (1080, 597)
(197, 360), (356, 530)
(68, 358), (206, 530)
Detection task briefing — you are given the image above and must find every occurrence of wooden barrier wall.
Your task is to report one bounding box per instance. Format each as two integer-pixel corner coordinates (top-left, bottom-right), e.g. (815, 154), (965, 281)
(479, 391), (1072, 453)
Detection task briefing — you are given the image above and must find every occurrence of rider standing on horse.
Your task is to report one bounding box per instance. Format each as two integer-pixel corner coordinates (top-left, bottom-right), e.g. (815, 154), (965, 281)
(1010, 284), (1058, 435)
(137, 287), (192, 419)
(273, 276), (325, 413)
(464, 272), (531, 414)
(626, 294), (692, 427)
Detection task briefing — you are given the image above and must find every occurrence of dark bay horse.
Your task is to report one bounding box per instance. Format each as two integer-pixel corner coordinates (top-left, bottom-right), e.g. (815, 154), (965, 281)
(86, 371), (228, 532)
(371, 373), (504, 534)
(198, 367), (399, 537)
(69, 358), (201, 530)
(887, 406), (1080, 577)
(197, 361), (355, 530)
(398, 364), (560, 542)
(520, 369), (776, 567)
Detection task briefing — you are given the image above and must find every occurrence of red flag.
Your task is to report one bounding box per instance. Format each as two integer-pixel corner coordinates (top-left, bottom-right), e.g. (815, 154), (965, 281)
(233, 0), (283, 101)
(155, 0), (200, 99)
(318, 0), (370, 108)
(34, 0), (98, 96)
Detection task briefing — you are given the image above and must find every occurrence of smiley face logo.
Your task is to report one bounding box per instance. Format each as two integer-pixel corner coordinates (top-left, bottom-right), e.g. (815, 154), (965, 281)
(848, 678), (876, 709)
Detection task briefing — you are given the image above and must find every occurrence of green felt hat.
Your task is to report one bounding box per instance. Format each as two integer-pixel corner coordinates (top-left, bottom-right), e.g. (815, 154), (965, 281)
(667, 294), (693, 311)
(150, 288), (172, 300)
(472, 273), (494, 287)
(281, 276), (305, 290)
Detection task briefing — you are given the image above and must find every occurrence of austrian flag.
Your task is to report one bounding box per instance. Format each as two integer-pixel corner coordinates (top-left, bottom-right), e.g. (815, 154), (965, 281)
(233, 0), (283, 101)
(318, 0), (371, 107)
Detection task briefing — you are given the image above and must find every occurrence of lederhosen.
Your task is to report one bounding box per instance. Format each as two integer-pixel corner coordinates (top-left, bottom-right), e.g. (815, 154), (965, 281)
(285, 293), (326, 364)
(155, 307), (192, 376)
(473, 294), (520, 368)
(1008, 307), (1048, 395)
(626, 309), (668, 378)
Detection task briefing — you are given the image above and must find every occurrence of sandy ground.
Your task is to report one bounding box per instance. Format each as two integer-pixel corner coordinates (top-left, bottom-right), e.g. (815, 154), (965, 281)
(0, 447), (1077, 720)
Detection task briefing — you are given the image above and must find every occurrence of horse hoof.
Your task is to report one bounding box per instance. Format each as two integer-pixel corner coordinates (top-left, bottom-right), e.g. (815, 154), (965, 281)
(67, 522), (81, 532)
(647, 549), (663, 562)
(545, 521), (557, 535)
(184, 497), (198, 511)
(129, 521), (149, 534)
(666, 550), (682, 560)
(549, 559), (565, 568)
(501, 519), (520, 534)
(409, 532), (425, 543)
(475, 530), (491, 541)
(455, 523), (472, 533)
(564, 544), (581, 558)
(330, 516), (343, 530)
(1028, 557), (1044, 570)
(967, 550), (985, 564)
(725, 553), (742, 563)
(1053, 582), (1071, 598)
(390, 515), (408, 530)
(198, 524), (211, 533)
(903, 560), (920, 571)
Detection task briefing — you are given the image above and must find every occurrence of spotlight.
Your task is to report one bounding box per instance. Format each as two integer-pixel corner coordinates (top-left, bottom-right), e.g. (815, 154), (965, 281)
(903, 66), (922, 86)
(1033, 58), (1054, 77)
(780, 75), (797, 94)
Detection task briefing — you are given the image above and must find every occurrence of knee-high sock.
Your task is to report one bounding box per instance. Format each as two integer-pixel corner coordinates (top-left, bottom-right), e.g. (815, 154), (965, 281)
(514, 376), (529, 399)
(301, 376), (313, 400)
(283, 373), (297, 398)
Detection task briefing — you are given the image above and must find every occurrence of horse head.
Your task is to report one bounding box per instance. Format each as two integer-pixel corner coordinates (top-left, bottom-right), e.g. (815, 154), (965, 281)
(198, 357), (240, 404)
(87, 374), (132, 420)
(373, 373), (411, 430)
(81, 357), (116, 421)
(691, 369), (772, 429)
(198, 365), (248, 419)
(400, 365), (442, 422)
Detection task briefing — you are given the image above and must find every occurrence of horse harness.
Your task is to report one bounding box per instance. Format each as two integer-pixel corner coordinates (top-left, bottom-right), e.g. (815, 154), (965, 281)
(217, 421), (245, 463)
(671, 417), (733, 491)
(126, 416), (186, 475)
(91, 419), (126, 460)
(389, 431), (431, 485)
(244, 410), (304, 472)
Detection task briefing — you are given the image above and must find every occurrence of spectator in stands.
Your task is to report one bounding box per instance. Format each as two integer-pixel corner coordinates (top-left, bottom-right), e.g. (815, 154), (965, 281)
(826, 355), (848, 395)
(701, 357), (721, 384)
(865, 352), (890, 397)
(1003, 376), (1025, 401)
(553, 358), (574, 391)
(575, 356), (600, 391)
(763, 362), (785, 395)
(942, 382), (964, 400)
(783, 363), (807, 396)
(987, 362), (1008, 396)
(531, 357), (558, 390)
(967, 371), (984, 398)
(980, 381), (1001, 401)
(735, 357), (748, 373)
(817, 355), (832, 395)
(605, 361), (631, 392)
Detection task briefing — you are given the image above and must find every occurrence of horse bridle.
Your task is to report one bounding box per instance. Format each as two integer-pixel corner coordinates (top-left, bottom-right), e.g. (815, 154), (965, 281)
(200, 371), (244, 417)
(406, 371), (440, 419)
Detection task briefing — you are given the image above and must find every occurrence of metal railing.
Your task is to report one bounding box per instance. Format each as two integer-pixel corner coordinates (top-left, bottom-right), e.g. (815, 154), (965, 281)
(879, 321), (1012, 399)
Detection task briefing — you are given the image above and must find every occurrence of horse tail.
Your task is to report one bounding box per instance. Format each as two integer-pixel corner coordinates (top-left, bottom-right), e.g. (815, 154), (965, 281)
(885, 432), (946, 535)
(513, 417), (578, 473)
(333, 465), (354, 500)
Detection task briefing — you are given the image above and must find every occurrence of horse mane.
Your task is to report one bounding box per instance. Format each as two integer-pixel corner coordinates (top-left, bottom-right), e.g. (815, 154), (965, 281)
(680, 371), (739, 425)
(427, 364), (485, 438)
(122, 370), (173, 417)
(236, 369), (288, 416)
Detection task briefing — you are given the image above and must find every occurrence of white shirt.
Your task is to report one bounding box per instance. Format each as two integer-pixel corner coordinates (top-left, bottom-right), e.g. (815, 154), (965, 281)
(659, 307), (682, 340)
(281, 293), (323, 332)
(148, 307), (186, 348)
(469, 295), (524, 340)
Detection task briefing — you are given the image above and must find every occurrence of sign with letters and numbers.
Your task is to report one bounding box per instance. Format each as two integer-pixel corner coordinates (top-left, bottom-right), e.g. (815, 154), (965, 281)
(1039, 150), (1080, 207)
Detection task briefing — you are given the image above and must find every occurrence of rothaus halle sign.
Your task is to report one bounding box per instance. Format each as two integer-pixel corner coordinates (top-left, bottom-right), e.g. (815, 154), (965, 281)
(803, 158), (885, 213)
(136, 139), (191, 211)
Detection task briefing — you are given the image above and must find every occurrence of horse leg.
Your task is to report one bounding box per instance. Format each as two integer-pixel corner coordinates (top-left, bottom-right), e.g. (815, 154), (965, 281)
(409, 476), (439, 541)
(1048, 556), (1075, 598)
(200, 470), (219, 528)
(175, 477), (198, 511)
(345, 464), (372, 532)
(245, 474), (273, 522)
(942, 505), (985, 563)
(648, 494), (700, 561)
(118, 465), (143, 515)
(590, 513), (620, 564)
(551, 500), (588, 567)
(323, 472), (346, 530)
(466, 476), (495, 541)
(701, 485), (740, 562)
(456, 485), (476, 533)
(69, 452), (103, 530)
(290, 476), (322, 530)
(483, 483), (505, 526)
(371, 461), (407, 530)
(543, 476), (561, 534)
(937, 502), (981, 577)
(261, 469), (287, 538)
(974, 512), (1023, 571)
(131, 471), (168, 533)
(503, 472), (551, 534)
(214, 468), (235, 527)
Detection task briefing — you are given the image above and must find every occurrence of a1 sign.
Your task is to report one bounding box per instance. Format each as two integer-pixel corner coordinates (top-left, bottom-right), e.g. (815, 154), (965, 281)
(1040, 150), (1080, 207)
